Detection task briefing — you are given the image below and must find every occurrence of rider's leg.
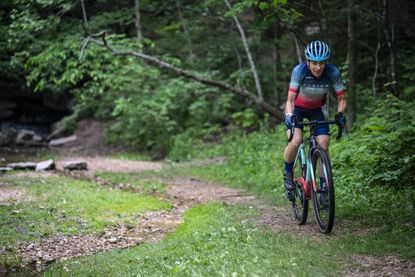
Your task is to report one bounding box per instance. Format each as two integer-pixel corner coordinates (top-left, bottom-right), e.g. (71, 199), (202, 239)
(316, 135), (330, 206)
(284, 128), (303, 164)
(314, 109), (330, 188)
(316, 135), (330, 183)
(316, 135), (329, 151)
(283, 128), (303, 197)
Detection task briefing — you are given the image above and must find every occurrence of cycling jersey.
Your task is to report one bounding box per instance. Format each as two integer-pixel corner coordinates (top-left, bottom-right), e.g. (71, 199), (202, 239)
(288, 62), (345, 109)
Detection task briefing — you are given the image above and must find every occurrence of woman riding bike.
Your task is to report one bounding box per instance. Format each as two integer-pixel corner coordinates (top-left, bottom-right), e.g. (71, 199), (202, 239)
(283, 40), (347, 201)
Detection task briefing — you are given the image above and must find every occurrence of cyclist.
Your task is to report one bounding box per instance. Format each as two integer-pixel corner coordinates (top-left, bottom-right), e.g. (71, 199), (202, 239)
(283, 40), (347, 201)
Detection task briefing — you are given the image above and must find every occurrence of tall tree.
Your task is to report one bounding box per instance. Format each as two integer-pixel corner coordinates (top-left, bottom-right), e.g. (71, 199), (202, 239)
(382, 0), (399, 97)
(273, 17), (283, 109)
(80, 0), (89, 28)
(347, 0), (357, 126)
(176, 0), (194, 64)
(224, 0), (263, 101)
(134, 0), (143, 40)
(372, 0), (382, 97)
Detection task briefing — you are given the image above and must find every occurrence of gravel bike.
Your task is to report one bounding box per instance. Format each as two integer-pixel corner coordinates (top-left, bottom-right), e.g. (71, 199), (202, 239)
(287, 119), (345, 233)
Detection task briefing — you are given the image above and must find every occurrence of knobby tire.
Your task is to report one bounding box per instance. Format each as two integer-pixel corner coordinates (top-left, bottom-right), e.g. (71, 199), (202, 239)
(292, 157), (308, 225)
(311, 148), (335, 233)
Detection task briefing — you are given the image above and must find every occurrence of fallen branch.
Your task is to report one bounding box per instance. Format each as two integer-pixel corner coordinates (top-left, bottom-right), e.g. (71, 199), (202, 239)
(79, 31), (283, 120)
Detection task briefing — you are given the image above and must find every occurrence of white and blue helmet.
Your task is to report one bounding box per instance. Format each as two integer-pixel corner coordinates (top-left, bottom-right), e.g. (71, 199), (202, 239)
(305, 41), (330, 61)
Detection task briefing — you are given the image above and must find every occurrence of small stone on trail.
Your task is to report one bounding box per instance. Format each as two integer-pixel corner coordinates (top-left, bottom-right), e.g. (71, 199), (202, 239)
(107, 237), (118, 243)
(63, 160), (88, 171)
(35, 159), (56, 171)
(7, 162), (37, 170)
(48, 135), (77, 146)
(0, 167), (13, 175)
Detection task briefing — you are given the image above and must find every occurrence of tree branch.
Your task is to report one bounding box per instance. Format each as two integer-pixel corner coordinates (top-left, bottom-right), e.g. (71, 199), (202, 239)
(79, 30), (283, 120)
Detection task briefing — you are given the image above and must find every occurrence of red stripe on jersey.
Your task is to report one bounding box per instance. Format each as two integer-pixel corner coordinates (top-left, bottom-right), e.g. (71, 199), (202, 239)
(294, 95), (323, 109)
(288, 87), (298, 93)
(336, 89), (346, 97)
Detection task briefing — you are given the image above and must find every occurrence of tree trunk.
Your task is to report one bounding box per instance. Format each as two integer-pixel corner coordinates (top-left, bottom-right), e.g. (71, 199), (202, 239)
(347, 0), (357, 126)
(176, 0), (194, 64)
(134, 0), (143, 40)
(273, 17), (282, 109)
(224, 0), (263, 101)
(372, 0), (381, 97)
(230, 21), (246, 93)
(382, 0), (399, 97)
(80, 0), (88, 28)
(292, 33), (302, 64)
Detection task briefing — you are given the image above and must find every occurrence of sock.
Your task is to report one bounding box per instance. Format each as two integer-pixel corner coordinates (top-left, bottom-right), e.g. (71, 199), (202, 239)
(284, 161), (294, 172)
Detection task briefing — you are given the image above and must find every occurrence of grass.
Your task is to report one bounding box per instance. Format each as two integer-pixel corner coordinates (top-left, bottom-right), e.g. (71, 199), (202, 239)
(338, 224), (415, 258)
(3, 97), (415, 274)
(95, 172), (167, 194)
(45, 200), (414, 276)
(46, 202), (345, 276)
(0, 176), (171, 248)
(159, 123), (415, 260)
(1, 150), (56, 164)
(109, 151), (151, 161)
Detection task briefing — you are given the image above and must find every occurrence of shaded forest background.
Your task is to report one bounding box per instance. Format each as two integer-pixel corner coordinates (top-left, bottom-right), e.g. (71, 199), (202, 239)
(1, 0), (414, 157)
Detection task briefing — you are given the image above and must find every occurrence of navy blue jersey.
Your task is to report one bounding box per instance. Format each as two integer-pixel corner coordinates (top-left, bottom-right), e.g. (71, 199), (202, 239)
(288, 63), (345, 109)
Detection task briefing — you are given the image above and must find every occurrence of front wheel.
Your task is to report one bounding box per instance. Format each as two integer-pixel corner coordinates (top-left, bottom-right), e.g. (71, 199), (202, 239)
(292, 159), (308, 225)
(311, 148), (335, 233)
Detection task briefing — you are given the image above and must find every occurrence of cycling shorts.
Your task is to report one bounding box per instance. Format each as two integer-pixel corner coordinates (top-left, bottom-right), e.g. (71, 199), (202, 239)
(292, 106), (330, 136)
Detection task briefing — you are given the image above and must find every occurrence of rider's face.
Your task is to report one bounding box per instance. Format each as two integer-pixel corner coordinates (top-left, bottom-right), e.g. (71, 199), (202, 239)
(307, 60), (326, 78)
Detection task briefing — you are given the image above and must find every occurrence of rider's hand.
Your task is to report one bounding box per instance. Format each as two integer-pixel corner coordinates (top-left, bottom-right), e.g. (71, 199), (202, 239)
(285, 113), (297, 129)
(335, 112), (347, 125)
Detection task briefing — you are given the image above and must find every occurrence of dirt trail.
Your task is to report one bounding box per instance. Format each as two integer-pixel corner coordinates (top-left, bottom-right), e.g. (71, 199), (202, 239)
(0, 156), (298, 272)
(1, 156), (413, 276)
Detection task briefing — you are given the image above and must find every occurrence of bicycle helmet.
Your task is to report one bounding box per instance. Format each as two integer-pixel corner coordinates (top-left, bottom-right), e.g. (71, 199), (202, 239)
(304, 41), (330, 61)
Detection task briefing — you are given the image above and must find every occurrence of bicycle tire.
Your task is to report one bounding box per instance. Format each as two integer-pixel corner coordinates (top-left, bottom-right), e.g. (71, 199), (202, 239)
(311, 148), (335, 233)
(292, 158), (308, 225)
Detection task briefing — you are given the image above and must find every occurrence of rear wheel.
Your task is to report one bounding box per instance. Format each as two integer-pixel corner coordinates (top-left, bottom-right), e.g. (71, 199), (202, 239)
(311, 148), (335, 233)
(292, 159), (308, 225)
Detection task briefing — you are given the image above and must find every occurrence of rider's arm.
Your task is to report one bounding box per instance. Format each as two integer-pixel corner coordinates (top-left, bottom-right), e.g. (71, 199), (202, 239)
(285, 91), (297, 115)
(327, 64), (347, 114)
(337, 94), (347, 113)
(285, 64), (303, 115)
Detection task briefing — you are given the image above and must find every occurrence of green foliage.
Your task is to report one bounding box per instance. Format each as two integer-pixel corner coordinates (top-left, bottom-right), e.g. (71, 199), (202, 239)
(0, 176), (171, 247)
(107, 75), (235, 157)
(167, 124), (223, 161)
(170, 94), (415, 228)
(1, 0), (414, 159)
(330, 94), (415, 223)
(46, 203), (344, 276)
(24, 35), (84, 93)
(88, 8), (134, 30)
(339, 224), (415, 258)
(110, 152), (151, 161)
(333, 94), (415, 189)
(168, 126), (287, 201)
(231, 108), (260, 129)
(95, 172), (167, 194)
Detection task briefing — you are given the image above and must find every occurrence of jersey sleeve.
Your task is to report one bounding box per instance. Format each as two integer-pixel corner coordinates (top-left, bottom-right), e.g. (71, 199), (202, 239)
(328, 65), (346, 97)
(288, 64), (304, 94)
